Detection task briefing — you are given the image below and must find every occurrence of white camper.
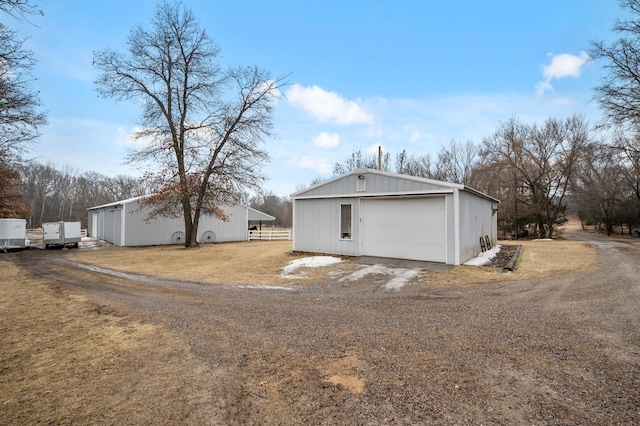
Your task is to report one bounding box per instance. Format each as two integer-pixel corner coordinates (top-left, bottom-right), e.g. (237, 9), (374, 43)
(0, 218), (28, 251)
(43, 221), (81, 248)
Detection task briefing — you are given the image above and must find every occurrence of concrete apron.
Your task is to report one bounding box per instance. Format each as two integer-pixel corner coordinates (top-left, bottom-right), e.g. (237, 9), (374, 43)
(352, 256), (456, 271)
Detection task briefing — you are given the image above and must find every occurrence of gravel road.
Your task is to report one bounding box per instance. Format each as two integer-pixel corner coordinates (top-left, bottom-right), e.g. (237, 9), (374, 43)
(7, 231), (640, 424)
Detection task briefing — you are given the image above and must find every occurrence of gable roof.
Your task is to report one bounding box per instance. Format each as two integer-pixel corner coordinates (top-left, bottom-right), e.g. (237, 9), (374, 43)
(87, 195), (276, 220)
(291, 168), (499, 203)
(86, 195), (147, 211)
(248, 207), (275, 221)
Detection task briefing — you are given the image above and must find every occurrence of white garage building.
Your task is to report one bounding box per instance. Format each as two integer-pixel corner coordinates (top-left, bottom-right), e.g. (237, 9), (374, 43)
(291, 168), (499, 265)
(87, 196), (275, 247)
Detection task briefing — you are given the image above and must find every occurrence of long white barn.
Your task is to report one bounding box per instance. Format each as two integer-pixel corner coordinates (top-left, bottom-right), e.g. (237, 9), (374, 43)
(291, 168), (499, 265)
(87, 196), (274, 247)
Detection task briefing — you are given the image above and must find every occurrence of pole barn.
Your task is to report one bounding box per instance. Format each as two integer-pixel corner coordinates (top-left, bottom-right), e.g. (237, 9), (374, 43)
(291, 168), (499, 265)
(87, 196), (274, 247)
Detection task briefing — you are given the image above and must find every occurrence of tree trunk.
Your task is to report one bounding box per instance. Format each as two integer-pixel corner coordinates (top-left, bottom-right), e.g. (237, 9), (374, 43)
(184, 216), (198, 248)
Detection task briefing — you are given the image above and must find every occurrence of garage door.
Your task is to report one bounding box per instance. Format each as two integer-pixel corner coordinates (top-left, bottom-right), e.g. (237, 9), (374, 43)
(361, 197), (446, 262)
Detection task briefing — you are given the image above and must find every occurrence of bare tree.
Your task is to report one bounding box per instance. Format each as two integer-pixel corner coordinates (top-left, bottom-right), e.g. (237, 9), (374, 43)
(0, 150), (29, 217)
(481, 115), (591, 238)
(590, 0), (640, 129)
(249, 189), (292, 228)
(0, 0), (46, 217)
(571, 144), (631, 235)
(333, 148), (391, 175)
(395, 149), (432, 178)
(0, 0), (46, 157)
(433, 139), (478, 185)
(93, 1), (285, 247)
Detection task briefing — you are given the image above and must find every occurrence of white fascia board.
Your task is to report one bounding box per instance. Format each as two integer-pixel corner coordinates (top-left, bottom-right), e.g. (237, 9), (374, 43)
(87, 194), (148, 211)
(292, 189), (454, 200)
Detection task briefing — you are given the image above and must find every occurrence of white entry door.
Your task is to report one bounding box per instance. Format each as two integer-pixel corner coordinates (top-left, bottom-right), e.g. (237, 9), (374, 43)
(361, 197), (446, 262)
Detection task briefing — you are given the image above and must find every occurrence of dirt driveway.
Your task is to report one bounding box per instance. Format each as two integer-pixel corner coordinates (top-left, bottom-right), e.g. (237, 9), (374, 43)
(1, 231), (639, 425)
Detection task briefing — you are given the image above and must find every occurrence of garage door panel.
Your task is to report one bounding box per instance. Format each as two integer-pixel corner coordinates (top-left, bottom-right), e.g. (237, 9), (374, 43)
(362, 198), (446, 262)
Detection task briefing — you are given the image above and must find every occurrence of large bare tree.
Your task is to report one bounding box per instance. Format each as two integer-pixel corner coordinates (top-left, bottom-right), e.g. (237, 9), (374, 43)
(0, 0), (46, 217)
(0, 0), (46, 157)
(93, 1), (285, 247)
(590, 0), (640, 129)
(481, 115), (591, 238)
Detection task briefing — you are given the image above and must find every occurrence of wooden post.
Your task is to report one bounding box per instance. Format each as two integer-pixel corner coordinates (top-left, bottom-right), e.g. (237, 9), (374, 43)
(378, 145), (382, 170)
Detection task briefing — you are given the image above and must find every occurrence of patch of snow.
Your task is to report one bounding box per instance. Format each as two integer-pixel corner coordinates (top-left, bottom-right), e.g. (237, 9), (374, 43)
(78, 238), (110, 250)
(384, 268), (422, 290)
(280, 255), (424, 291)
(237, 285), (294, 291)
(532, 238), (554, 241)
(463, 244), (502, 267)
(339, 264), (388, 283)
(281, 256), (342, 278)
(340, 264), (423, 291)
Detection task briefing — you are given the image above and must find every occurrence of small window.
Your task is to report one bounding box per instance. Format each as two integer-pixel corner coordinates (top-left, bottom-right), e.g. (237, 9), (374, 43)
(356, 175), (365, 192)
(340, 204), (352, 239)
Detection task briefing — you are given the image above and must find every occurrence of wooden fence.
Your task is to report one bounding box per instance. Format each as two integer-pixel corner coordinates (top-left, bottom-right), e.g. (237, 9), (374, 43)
(248, 229), (292, 241)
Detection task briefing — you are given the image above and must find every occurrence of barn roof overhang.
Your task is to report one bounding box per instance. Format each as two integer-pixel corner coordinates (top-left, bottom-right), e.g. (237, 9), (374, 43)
(87, 195), (277, 220)
(248, 207), (276, 221)
(291, 168), (500, 204)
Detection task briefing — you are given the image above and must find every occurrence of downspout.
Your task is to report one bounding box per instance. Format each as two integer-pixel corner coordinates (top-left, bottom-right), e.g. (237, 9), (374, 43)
(453, 188), (460, 265)
(245, 207), (250, 241)
(120, 205), (126, 247)
(291, 200), (296, 250)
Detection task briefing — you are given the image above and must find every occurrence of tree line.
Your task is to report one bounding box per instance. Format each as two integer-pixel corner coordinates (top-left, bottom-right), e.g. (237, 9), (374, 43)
(329, 114), (640, 239)
(15, 162), (148, 228)
(2, 0), (640, 243)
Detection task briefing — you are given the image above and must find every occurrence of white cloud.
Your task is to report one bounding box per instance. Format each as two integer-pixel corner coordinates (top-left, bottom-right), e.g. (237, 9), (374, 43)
(313, 132), (340, 148)
(366, 143), (385, 155)
(287, 84), (375, 125)
(543, 51), (591, 79)
(537, 51), (591, 98)
(115, 126), (146, 148)
(293, 156), (333, 174)
(535, 80), (554, 98)
(268, 90), (599, 196)
(408, 129), (422, 142)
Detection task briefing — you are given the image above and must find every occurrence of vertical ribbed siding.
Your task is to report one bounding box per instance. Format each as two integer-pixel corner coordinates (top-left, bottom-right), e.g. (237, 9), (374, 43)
(298, 171), (452, 197)
(121, 201), (249, 246)
(457, 191), (496, 263)
(293, 198), (359, 256)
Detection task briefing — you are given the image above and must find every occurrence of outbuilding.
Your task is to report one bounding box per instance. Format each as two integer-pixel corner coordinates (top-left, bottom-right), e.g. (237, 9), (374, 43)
(291, 168), (499, 265)
(87, 196), (275, 247)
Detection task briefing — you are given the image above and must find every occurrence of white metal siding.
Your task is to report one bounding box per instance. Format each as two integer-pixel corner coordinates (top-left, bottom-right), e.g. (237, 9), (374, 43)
(295, 170), (460, 198)
(89, 200), (251, 246)
(361, 197), (446, 262)
(122, 202), (248, 246)
(292, 198), (360, 256)
(102, 208), (122, 246)
(458, 191), (497, 263)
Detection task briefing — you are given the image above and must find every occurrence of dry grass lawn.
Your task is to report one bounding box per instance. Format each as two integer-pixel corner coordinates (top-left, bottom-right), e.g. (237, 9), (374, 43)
(0, 261), (219, 424)
(424, 239), (598, 288)
(68, 240), (295, 285)
(0, 223), (612, 424)
(66, 233), (599, 288)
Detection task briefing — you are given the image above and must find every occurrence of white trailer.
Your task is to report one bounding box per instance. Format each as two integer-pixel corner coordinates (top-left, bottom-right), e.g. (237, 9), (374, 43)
(0, 218), (28, 251)
(43, 221), (81, 248)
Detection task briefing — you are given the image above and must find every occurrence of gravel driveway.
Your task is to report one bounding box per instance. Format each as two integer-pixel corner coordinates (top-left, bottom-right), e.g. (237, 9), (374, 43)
(4, 230), (640, 424)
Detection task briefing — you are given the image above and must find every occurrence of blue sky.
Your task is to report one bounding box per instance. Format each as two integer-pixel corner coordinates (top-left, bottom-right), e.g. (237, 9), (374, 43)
(12, 0), (623, 196)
